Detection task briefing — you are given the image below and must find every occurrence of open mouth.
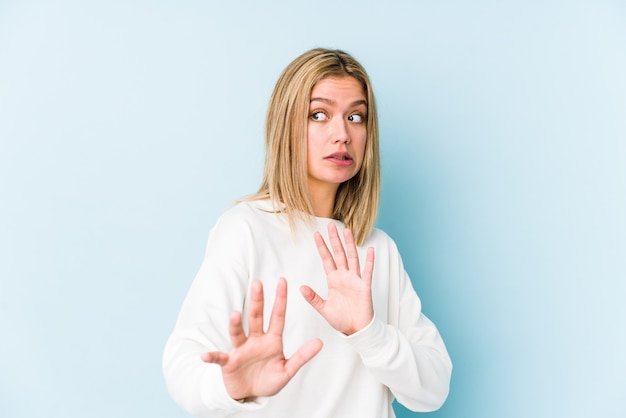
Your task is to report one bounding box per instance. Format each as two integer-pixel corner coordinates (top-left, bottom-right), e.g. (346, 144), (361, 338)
(325, 153), (354, 166)
(326, 153), (352, 161)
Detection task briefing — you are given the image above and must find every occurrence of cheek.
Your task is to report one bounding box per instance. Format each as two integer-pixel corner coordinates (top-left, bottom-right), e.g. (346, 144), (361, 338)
(307, 125), (328, 158)
(305, 131), (317, 171)
(354, 130), (367, 160)
(306, 125), (318, 150)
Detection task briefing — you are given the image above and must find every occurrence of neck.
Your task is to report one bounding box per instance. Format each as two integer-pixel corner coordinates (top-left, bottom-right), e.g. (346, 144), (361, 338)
(308, 183), (338, 218)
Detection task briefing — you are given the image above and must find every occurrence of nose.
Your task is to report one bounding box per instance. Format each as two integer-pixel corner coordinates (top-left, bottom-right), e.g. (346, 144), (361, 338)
(331, 119), (351, 144)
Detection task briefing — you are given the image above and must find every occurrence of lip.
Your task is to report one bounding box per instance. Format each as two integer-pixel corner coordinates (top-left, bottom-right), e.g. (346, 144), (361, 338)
(325, 152), (353, 166)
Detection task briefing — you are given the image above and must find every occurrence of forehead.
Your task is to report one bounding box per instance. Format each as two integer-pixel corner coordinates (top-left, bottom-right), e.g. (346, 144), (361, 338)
(310, 76), (366, 100)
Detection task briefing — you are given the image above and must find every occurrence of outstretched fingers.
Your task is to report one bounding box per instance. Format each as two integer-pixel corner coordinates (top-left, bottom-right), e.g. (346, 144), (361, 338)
(267, 277), (288, 336)
(314, 232), (336, 274)
(343, 227), (361, 276)
(228, 310), (247, 348)
(202, 307), (247, 365)
(247, 280), (265, 337)
(327, 223), (348, 269)
(362, 247), (375, 286)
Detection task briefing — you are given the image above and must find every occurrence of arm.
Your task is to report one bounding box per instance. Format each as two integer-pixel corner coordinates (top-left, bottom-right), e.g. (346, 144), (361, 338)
(344, 272), (452, 412)
(162, 212), (321, 417)
(301, 223), (452, 412)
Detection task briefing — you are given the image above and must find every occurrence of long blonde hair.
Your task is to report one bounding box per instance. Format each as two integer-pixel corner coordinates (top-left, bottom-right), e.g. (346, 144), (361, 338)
(246, 48), (380, 246)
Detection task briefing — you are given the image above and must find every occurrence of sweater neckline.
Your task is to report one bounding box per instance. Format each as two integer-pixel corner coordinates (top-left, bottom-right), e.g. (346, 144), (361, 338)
(247, 199), (344, 225)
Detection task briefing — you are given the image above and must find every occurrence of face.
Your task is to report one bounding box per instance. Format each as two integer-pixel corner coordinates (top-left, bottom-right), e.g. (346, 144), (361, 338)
(306, 76), (367, 198)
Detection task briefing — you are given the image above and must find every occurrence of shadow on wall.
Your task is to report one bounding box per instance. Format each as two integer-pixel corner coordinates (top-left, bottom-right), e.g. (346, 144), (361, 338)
(377, 130), (474, 418)
(377, 129), (447, 310)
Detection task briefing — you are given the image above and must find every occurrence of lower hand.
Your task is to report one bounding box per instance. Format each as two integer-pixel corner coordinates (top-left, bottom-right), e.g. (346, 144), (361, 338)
(201, 278), (323, 401)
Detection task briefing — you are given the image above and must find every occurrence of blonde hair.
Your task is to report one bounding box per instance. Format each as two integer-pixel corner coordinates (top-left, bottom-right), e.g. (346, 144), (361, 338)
(246, 48), (380, 246)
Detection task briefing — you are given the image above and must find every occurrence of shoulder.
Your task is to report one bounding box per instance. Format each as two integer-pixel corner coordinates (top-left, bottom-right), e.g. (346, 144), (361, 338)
(211, 199), (286, 237)
(204, 201), (273, 257)
(215, 201), (254, 222)
(215, 200), (273, 225)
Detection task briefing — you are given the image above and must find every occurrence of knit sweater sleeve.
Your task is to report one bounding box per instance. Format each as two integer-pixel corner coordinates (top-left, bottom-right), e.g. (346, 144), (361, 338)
(342, 234), (452, 412)
(162, 207), (268, 417)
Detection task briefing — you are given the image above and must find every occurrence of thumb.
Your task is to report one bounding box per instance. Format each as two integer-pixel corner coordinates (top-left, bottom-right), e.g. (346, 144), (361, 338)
(300, 285), (325, 313)
(201, 351), (229, 366)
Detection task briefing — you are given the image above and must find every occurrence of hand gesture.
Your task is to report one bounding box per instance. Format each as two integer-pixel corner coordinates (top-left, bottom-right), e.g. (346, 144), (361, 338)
(201, 278), (323, 401)
(300, 223), (375, 336)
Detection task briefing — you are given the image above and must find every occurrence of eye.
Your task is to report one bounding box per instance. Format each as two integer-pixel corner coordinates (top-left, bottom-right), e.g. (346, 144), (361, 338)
(310, 111), (328, 121)
(348, 113), (364, 123)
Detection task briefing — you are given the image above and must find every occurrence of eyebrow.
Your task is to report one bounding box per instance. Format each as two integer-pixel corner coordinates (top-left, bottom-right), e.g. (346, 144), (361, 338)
(310, 97), (368, 107)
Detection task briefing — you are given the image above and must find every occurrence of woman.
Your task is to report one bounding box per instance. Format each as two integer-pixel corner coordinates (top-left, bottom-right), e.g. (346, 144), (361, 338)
(163, 48), (452, 417)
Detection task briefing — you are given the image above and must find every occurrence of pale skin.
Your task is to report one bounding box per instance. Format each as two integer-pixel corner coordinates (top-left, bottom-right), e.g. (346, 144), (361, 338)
(201, 76), (376, 401)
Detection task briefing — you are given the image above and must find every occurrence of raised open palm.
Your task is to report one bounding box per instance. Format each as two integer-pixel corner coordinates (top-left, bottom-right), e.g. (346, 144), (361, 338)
(300, 223), (375, 335)
(201, 278), (323, 401)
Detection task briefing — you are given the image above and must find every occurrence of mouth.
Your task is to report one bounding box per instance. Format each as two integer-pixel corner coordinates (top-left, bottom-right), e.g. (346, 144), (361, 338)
(324, 152), (354, 167)
(326, 152), (353, 162)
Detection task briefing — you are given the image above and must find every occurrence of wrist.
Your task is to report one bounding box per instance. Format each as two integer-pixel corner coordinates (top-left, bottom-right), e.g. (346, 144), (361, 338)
(344, 313), (374, 336)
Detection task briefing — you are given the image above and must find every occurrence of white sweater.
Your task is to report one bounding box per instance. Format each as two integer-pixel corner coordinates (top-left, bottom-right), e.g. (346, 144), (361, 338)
(163, 200), (452, 417)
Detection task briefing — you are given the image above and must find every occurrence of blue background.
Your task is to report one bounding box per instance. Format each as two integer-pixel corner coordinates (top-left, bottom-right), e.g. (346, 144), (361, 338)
(1, 1), (624, 417)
